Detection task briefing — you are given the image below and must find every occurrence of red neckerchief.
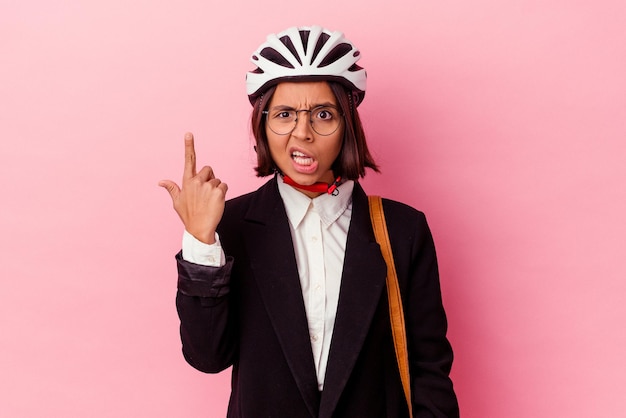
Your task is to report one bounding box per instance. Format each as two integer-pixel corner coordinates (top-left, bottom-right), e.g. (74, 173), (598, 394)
(282, 175), (342, 195)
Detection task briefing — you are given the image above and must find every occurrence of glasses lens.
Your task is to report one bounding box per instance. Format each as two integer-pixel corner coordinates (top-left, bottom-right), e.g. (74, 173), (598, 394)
(266, 109), (296, 135)
(266, 106), (342, 136)
(310, 106), (341, 136)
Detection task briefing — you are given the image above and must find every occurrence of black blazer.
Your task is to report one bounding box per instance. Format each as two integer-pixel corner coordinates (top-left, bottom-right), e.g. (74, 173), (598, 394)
(176, 177), (459, 417)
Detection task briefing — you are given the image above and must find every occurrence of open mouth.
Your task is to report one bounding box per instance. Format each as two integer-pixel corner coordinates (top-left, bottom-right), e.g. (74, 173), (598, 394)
(289, 149), (318, 174)
(291, 150), (314, 166)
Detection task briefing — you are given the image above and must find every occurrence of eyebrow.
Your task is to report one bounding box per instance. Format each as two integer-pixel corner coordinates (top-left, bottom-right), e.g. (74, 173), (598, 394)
(269, 102), (338, 110)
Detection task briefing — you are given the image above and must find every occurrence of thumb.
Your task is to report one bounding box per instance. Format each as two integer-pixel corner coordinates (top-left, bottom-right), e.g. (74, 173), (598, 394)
(158, 180), (181, 201)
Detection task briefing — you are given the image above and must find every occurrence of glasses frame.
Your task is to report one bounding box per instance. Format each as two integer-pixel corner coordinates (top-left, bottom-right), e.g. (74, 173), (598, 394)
(262, 105), (344, 137)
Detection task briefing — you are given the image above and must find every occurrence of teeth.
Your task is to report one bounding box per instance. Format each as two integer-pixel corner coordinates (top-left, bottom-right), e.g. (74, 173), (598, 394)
(292, 151), (313, 165)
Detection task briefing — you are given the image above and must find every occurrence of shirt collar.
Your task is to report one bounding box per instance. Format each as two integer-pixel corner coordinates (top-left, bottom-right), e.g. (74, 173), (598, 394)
(277, 176), (354, 229)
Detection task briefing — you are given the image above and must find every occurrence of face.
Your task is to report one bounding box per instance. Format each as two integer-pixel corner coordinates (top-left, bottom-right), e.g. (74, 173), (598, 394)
(265, 81), (344, 195)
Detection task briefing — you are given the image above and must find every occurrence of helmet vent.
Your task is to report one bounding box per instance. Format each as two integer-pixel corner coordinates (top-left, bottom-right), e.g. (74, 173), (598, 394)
(348, 64), (363, 72)
(310, 32), (330, 64)
(279, 35), (302, 66)
(319, 43), (353, 68)
(259, 47), (295, 69)
(299, 30), (310, 54)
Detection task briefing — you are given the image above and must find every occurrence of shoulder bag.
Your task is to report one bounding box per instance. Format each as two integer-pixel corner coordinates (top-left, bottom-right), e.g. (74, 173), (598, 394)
(368, 195), (413, 418)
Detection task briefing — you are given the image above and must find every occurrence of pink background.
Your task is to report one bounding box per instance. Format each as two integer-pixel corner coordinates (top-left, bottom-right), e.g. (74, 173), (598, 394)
(2, 1), (625, 416)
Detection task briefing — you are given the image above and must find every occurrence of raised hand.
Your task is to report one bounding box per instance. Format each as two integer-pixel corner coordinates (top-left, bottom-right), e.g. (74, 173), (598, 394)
(159, 132), (228, 244)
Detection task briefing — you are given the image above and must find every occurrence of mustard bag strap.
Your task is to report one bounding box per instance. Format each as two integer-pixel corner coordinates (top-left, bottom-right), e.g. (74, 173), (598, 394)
(368, 195), (413, 418)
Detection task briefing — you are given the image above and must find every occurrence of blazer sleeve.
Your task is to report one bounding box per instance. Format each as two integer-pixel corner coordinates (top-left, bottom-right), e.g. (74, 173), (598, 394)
(175, 251), (237, 373)
(387, 204), (460, 418)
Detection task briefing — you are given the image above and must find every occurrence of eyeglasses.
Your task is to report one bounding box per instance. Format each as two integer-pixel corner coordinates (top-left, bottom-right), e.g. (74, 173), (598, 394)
(263, 105), (343, 136)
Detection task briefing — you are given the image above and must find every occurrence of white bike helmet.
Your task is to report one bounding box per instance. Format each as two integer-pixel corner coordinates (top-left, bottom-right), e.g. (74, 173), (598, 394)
(246, 26), (367, 106)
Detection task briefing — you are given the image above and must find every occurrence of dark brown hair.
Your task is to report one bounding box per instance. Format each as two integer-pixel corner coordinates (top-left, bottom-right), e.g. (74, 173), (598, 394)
(250, 81), (379, 180)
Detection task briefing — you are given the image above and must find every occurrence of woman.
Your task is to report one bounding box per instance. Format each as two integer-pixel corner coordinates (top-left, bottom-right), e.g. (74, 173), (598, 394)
(160, 26), (459, 418)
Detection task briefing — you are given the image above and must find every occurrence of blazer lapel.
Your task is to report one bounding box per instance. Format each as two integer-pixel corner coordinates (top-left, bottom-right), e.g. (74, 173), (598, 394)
(242, 178), (320, 418)
(319, 184), (388, 418)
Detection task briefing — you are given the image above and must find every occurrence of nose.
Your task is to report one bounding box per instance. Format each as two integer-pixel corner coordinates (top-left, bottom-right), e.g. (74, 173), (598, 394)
(291, 110), (314, 140)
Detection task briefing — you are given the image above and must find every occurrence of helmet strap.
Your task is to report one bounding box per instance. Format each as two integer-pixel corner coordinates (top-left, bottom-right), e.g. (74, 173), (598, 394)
(282, 175), (342, 196)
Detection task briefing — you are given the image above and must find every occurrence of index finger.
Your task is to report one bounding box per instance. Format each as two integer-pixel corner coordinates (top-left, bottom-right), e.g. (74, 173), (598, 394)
(183, 132), (196, 181)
